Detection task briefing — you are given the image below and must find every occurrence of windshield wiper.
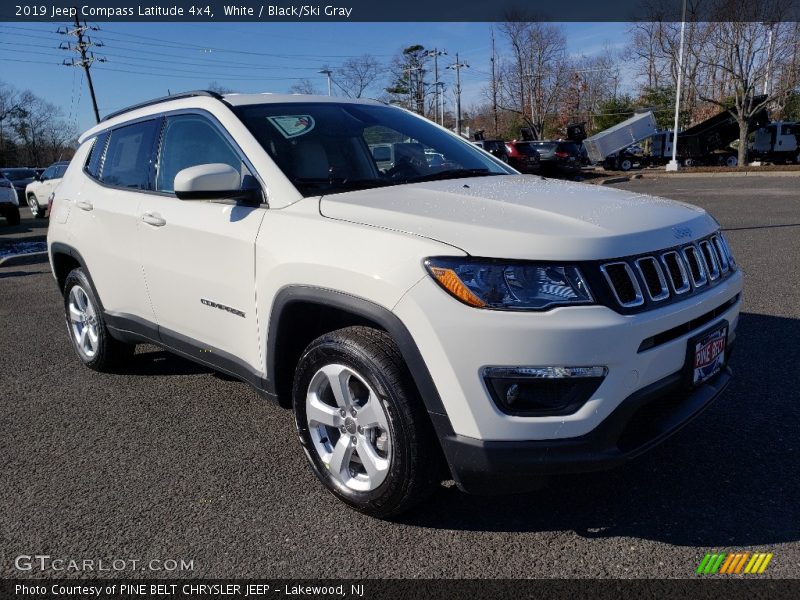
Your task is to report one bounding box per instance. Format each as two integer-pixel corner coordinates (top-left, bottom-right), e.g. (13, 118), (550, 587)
(405, 168), (504, 183)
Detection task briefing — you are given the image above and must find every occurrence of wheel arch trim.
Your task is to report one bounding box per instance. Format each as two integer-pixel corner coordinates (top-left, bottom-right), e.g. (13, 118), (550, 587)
(49, 243), (103, 305)
(267, 285), (449, 419)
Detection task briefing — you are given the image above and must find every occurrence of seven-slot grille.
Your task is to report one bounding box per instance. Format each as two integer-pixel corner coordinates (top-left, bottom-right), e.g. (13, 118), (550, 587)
(600, 234), (735, 309)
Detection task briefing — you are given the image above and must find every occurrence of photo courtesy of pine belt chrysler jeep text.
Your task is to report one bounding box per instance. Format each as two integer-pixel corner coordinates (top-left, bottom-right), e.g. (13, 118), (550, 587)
(47, 91), (742, 517)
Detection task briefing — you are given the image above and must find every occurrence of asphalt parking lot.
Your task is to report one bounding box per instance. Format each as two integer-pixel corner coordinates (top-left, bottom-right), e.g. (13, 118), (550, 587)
(1, 175), (798, 579)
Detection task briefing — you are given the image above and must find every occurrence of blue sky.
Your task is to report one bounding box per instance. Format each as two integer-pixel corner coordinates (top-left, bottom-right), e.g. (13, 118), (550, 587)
(0, 21), (629, 134)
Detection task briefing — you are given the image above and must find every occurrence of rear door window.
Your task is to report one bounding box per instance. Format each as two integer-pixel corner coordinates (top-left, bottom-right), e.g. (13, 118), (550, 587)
(84, 132), (109, 179)
(101, 120), (161, 190)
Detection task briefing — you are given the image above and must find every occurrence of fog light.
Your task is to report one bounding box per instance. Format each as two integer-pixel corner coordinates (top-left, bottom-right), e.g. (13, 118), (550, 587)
(483, 366), (607, 416)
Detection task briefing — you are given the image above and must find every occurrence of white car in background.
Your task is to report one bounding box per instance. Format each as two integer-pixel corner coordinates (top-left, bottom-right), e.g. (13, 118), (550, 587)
(0, 174), (20, 225)
(25, 161), (70, 218)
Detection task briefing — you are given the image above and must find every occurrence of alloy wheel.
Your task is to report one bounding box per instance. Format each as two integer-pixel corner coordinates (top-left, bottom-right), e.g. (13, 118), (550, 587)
(28, 196), (39, 217)
(305, 364), (392, 492)
(68, 285), (99, 359)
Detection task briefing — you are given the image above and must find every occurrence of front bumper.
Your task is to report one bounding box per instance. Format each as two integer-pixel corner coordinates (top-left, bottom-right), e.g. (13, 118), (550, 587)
(435, 366), (731, 494)
(394, 270), (742, 441)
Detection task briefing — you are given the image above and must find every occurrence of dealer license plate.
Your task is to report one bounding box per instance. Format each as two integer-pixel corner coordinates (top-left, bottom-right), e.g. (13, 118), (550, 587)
(690, 323), (728, 386)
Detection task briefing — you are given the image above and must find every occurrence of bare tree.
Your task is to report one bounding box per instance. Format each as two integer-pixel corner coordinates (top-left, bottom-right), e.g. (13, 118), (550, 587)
(497, 21), (569, 138)
(334, 54), (382, 98)
(289, 78), (319, 95)
(1, 83), (76, 166)
(695, 5), (800, 164)
(207, 81), (235, 95)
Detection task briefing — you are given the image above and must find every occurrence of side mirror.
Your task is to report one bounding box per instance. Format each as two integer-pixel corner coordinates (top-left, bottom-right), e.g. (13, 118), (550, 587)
(174, 163), (261, 203)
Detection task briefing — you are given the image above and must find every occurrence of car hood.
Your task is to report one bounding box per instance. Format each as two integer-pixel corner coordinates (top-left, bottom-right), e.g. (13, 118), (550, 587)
(319, 175), (718, 261)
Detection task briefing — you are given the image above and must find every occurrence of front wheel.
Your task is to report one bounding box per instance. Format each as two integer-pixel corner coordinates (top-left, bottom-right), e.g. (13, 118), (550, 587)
(619, 158), (633, 171)
(293, 326), (441, 518)
(63, 268), (135, 372)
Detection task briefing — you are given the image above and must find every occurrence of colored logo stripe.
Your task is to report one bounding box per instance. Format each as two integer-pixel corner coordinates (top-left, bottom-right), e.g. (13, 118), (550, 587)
(697, 552), (773, 574)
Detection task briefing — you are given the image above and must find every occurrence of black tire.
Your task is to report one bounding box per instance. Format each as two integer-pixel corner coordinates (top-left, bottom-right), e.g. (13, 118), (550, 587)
(293, 326), (441, 518)
(4, 206), (20, 226)
(27, 194), (46, 219)
(619, 158), (633, 171)
(63, 268), (135, 372)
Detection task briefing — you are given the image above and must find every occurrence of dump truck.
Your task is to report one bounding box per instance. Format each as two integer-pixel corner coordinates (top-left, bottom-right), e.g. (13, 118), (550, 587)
(582, 111), (659, 171)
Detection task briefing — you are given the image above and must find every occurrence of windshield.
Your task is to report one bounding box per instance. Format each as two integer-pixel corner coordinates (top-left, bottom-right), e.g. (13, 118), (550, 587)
(234, 102), (513, 196)
(1, 168), (36, 181)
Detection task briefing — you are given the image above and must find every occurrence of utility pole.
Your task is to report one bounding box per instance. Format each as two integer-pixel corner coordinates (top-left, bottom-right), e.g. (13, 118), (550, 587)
(763, 23), (774, 96)
(426, 49), (446, 124)
(448, 53), (468, 137)
(58, 16), (104, 124)
(490, 28), (499, 137)
(318, 69), (333, 96)
(436, 81), (445, 126)
(666, 0), (687, 172)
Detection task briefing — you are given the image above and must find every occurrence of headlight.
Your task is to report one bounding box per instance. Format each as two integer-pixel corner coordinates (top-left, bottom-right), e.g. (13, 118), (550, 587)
(424, 257), (594, 310)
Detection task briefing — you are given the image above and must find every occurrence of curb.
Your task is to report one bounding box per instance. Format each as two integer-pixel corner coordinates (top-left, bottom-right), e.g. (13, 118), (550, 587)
(0, 251), (49, 267)
(599, 176), (630, 185)
(655, 170), (800, 178)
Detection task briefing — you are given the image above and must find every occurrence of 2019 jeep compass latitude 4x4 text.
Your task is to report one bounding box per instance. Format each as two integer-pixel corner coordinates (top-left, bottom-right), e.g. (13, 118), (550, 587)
(48, 91), (742, 517)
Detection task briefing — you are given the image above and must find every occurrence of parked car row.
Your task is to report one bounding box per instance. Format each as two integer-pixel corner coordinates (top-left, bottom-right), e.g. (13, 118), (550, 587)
(472, 139), (583, 177)
(0, 161), (69, 225)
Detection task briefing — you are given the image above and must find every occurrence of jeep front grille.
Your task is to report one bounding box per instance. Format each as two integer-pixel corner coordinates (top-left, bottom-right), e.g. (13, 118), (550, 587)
(599, 234), (735, 311)
(600, 262), (643, 307)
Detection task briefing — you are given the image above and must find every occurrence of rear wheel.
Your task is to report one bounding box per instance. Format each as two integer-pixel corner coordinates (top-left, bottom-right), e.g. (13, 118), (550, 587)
(725, 155), (738, 167)
(3, 206), (20, 226)
(27, 194), (46, 218)
(293, 326), (441, 518)
(63, 268), (135, 371)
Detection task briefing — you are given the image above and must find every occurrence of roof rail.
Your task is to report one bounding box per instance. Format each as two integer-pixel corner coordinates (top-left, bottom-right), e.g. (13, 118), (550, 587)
(101, 90), (227, 123)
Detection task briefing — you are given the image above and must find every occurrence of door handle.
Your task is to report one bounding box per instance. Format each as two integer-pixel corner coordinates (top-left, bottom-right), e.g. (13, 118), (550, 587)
(76, 200), (93, 211)
(141, 212), (166, 227)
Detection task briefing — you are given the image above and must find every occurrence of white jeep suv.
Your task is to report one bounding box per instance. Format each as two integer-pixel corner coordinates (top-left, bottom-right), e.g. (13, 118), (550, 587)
(26, 161), (70, 218)
(48, 91), (742, 517)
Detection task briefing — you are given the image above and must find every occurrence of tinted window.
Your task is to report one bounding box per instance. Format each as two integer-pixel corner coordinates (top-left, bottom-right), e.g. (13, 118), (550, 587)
(41, 166), (56, 181)
(101, 120), (160, 189)
(1, 168), (36, 181)
(157, 114), (245, 193)
(514, 143), (539, 155)
(54, 164), (68, 178)
(85, 132), (109, 179)
(531, 142), (557, 152)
